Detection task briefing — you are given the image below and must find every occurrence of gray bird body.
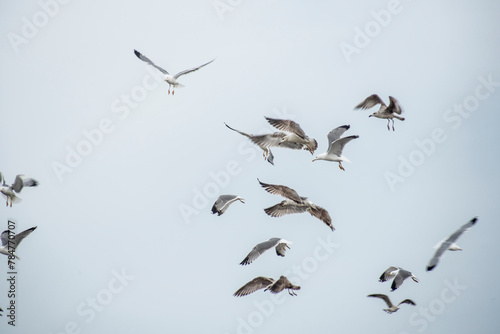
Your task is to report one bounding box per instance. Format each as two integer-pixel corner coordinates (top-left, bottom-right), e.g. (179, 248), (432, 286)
(211, 195), (244, 216)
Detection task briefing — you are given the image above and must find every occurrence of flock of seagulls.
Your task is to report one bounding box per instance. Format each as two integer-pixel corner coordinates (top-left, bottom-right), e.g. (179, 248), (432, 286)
(0, 51), (477, 319)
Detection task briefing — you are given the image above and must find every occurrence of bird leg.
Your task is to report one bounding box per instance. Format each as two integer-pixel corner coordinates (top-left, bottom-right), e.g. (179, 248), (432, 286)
(172, 89), (175, 95)
(387, 119), (391, 131)
(288, 290), (297, 296)
(392, 119), (395, 131)
(338, 162), (345, 171)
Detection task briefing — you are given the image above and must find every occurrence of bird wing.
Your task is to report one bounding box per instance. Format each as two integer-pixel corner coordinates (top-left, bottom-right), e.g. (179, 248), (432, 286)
(264, 201), (308, 218)
(265, 117), (306, 138)
(174, 59), (215, 79)
(134, 50), (169, 75)
(0, 230), (10, 247)
(327, 135), (359, 157)
(212, 195), (240, 215)
(427, 217), (478, 271)
(6, 227), (37, 251)
(446, 217), (478, 244)
(388, 96), (403, 115)
(12, 175), (38, 193)
(398, 299), (416, 306)
(327, 125), (350, 144)
(240, 239), (280, 265)
(251, 133), (288, 149)
(308, 205), (334, 231)
(258, 179), (302, 203)
(0, 172), (4, 185)
(266, 276), (292, 294)
(234, 277), (275, 297)
(367, 294), (393, 308)
(354, 94), (386, 110)
(379, 266), (399, 282)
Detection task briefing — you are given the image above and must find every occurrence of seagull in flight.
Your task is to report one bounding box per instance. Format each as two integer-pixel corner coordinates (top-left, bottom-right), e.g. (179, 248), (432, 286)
(224, 123), (285, 165)
(211, 195), (245, 216)
(427, 217), (478, 271)
(312, 125), (359, 170)
(0, 172), (38, 207)
(239, 238), (292, 265)
(354, 94), (404, 131)
(265, 117), (318, 155)
(134, 50), (214, 95)
(258, 179), (334, 231)
(379, 266), (419, 291)
(367, 294), (416, 314)
(0, 226), (37, 261)
(234, 276), (300, 297)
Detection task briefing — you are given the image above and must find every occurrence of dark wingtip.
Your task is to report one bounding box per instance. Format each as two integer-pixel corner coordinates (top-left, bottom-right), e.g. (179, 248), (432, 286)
(471, 217), (478, 224)
(133, 50), (140, 57)
(427, 265), (435, 271)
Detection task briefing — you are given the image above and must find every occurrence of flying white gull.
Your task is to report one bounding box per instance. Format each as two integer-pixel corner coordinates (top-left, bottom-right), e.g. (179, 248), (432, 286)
(211, 195), (244, 216)
(354, 94), (404, 131)
(258, 179), (334, 231)
(0, 226), (37, 260)
(0, 172), (39, 207)
(367, 294), (416, 314)
(312, 125), (359, 170)
(134, 50), (214, 95)
(379, 266), (419, 291)
(265, 117), (318, 155)
(240, 238), (292, 265)
(427, 217), (478, 271)
(234, 276), (300, 297)
(224, 123), (284, 165)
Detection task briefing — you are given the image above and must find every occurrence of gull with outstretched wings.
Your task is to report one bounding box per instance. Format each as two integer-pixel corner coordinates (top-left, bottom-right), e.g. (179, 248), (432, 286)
(258, 179), (334, 231)
(427, 217), (478, 271)
(234, 276), (300, 297)
(312, 125), (359, 171)
(134, 50), (214, 95)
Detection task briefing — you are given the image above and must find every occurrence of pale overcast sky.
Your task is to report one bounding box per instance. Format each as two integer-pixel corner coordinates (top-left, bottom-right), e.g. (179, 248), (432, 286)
(1, 0), (499, 333)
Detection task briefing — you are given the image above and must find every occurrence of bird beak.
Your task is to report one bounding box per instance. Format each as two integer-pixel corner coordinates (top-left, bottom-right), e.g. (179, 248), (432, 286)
(239, 198), (245, 203)
(412, 277), (419, 283)
(285, 244), (290, 249)
(312, 159), (316, 162)
(368, 115), (372, 117)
